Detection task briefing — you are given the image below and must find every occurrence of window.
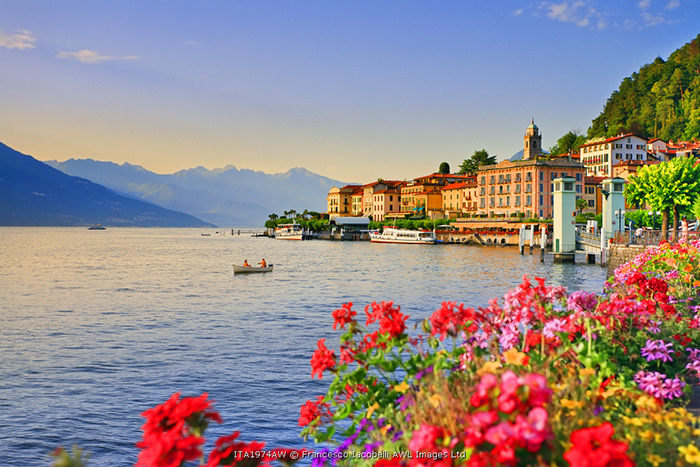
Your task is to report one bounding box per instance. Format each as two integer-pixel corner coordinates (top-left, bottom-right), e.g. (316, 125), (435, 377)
(481, 187), (485, 195)
(576, 173), (582, 181)
(526, 172), (532, 181)
(481, 176), (485, 185)
(588, 200), (594, 207)
(539, 195), (543, 205)
(564, 182), (573, 191)
(550, 172), (557, 180)
(540, 183), (544, 192)
(515, 185), (521, 193)
(576, 184), (582, 193)
(526, 195), (532, 206)
(490, 175), (495, 184)
(515, 196), (521, 207)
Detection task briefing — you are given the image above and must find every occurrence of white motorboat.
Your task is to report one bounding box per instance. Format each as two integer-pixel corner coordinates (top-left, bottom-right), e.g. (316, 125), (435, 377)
(275, 223), (304, 240)
(233, 264), (274, 274)
(369, 227), (436, 244)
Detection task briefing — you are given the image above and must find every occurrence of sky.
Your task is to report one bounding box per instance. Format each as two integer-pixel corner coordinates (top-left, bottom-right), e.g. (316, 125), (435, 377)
(1, 1), (699, 184)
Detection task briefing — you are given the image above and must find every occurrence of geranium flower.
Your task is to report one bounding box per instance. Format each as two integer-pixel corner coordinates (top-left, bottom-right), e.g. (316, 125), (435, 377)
(563, 422), (633, 467)
(641, 339), (674, 362)
(310, 338), (336, 379)
(332, 302), (357, 330)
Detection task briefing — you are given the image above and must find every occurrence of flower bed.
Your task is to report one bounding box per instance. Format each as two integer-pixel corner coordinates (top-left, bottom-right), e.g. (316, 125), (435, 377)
(53, 240), (700, 466)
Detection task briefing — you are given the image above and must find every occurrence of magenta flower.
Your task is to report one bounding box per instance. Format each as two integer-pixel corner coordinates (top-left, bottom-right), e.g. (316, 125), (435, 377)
(640, 339), (674, 363)
(634, 371), (686, 400)
(647, 320), (661, 334)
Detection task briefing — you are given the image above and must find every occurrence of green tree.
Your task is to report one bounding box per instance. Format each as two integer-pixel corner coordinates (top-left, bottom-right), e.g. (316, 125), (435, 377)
(548, 131), (587, 156)
(588, 34), (700, 141)
(625, 157), (700, 241)
(458, 149), (497, 175)
(438, 162), (451, 174)
(576, 197), (587, 214)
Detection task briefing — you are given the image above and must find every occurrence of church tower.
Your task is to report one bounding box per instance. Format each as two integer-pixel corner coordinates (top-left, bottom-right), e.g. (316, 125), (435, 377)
(523, 119), (543, 160)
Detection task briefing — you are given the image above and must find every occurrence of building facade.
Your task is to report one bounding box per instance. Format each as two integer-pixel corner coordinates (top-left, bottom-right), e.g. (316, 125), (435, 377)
(579, 134), (648, 177)
(327, 185), (361, 217)
(477, 157), (586, 219)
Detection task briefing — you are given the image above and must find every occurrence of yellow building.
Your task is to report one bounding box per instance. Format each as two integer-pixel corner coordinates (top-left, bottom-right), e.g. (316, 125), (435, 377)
(327, 185), (361, 217)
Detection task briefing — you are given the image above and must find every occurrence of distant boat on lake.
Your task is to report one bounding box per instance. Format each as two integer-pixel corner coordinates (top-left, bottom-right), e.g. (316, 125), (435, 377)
(88, 224), (106, 230)
(233, 264), (274, 274)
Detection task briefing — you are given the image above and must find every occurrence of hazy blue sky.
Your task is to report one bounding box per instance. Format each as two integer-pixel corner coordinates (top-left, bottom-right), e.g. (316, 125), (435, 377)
(1, 1), (698, 183)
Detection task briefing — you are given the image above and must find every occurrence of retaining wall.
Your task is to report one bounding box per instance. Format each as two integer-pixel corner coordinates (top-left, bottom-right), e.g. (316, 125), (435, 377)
(606, 244), (651, 278)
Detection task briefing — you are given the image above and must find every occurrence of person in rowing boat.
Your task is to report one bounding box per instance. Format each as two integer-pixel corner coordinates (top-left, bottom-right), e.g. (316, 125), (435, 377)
(243, 259), (251, 267)
(259, 258), (267, 268)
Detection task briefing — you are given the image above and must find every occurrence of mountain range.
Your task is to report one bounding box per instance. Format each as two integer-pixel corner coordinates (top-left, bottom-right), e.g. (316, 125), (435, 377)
(44, 158), (351, 227)
(0, 142), (214, 227)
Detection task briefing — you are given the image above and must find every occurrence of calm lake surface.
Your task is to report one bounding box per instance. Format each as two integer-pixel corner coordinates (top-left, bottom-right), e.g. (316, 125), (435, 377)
(0, 227), (607, 466)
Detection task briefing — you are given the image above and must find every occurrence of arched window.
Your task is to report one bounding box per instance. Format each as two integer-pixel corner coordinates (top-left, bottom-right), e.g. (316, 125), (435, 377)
(525, 141), (529, 149)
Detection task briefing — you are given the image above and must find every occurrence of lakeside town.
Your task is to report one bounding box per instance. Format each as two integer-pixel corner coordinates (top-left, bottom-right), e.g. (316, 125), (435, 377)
(314, 121), (700, 245)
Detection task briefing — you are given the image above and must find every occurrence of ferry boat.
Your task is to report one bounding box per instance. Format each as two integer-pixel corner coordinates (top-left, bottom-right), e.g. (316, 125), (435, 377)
(275, 223), (304, 240)
(369, 227), (436, 244)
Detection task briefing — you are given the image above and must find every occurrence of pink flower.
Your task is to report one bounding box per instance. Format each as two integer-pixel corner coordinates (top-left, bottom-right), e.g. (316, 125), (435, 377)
(408, 424), (443, 452)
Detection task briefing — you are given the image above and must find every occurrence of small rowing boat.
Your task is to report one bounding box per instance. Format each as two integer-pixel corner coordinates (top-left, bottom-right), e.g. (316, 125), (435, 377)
(233, 264), (274, 274)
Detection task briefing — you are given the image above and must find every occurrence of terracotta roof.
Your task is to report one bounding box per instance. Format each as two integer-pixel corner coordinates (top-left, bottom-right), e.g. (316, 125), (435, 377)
(374, 187), (401, 194)
(442, 182), (469, 190)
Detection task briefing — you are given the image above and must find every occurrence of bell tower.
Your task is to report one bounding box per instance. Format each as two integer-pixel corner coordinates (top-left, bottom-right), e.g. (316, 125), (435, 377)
(523, 119), (543, 160)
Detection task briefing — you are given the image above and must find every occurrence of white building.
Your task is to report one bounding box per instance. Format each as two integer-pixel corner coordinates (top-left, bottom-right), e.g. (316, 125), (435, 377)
(579, 134), (648, 177)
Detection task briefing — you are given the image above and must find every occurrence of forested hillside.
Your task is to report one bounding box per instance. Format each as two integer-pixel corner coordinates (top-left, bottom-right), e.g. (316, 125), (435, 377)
(588, 34), (700, 141)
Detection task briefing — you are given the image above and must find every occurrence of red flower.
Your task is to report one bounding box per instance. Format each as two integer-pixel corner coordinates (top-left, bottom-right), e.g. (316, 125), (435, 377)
(310, 338), (336, 379)
(563, 422), (633, 467)
(332, 302), (357, 330)
(136, 393), (222, 467)
(365, 301), (409, 339)
(374, 460), (405, 467)
(205, 431), (271, 467)
(298, 396), (330, 427)
(429, 301), (478, 340)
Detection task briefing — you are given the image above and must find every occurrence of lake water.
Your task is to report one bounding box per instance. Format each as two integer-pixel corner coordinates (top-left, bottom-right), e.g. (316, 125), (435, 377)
(0, 227), (607, 466)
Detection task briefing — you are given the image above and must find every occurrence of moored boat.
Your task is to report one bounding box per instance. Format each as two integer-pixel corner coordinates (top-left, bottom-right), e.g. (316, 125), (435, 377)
(369, 227), (436, 244)
(275, 223), (304, 240)
(233, 264), (274, 274)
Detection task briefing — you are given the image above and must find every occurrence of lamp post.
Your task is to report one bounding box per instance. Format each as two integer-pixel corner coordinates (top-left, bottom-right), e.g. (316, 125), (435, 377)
(615, 209), (626, 234)
(648, 210), (661, 229)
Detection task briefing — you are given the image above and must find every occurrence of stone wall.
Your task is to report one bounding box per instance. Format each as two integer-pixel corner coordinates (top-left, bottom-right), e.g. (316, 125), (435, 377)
(606, 244), (650, 278)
